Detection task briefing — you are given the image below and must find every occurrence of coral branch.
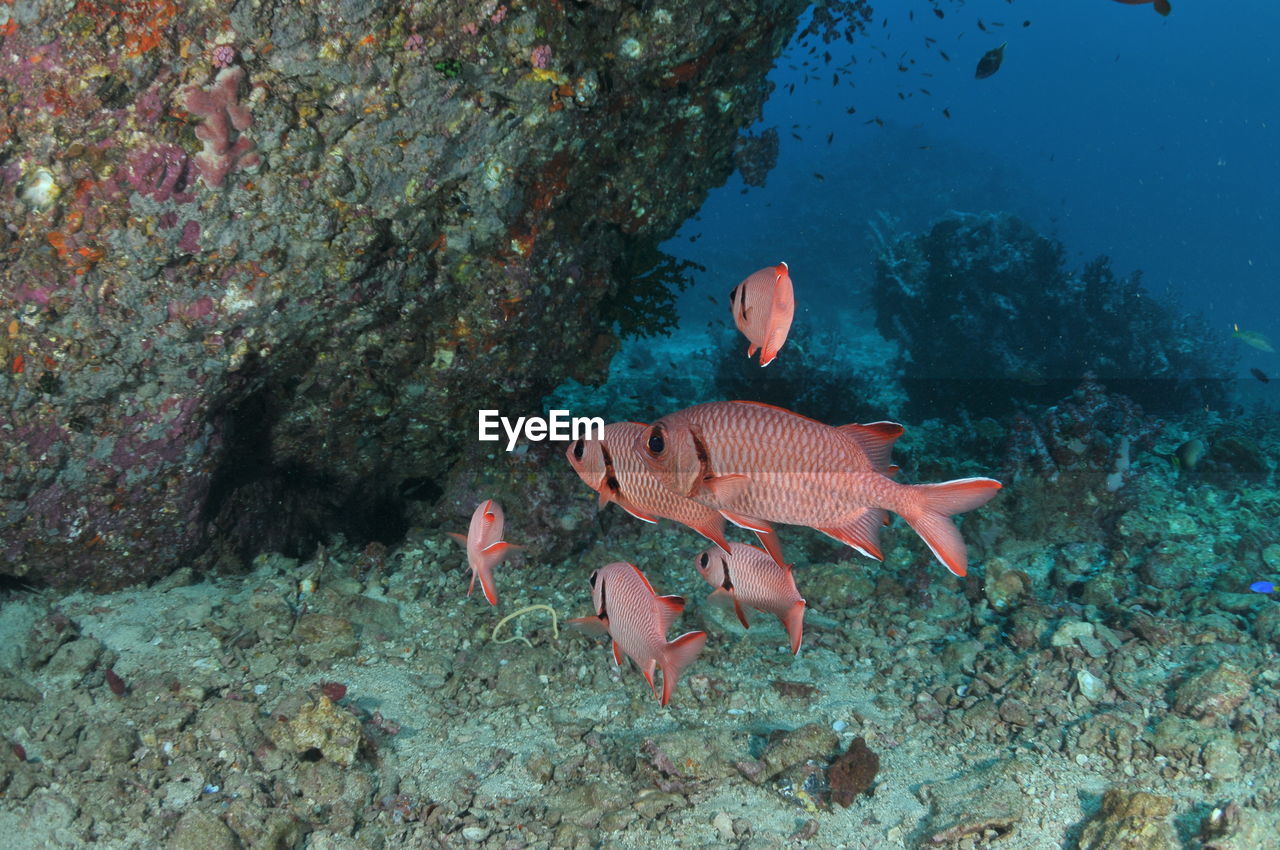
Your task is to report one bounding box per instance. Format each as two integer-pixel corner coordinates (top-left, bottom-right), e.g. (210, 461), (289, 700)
(182, 67), (261, 188)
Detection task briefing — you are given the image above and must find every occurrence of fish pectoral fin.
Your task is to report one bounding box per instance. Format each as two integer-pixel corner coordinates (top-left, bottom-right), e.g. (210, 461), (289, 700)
(446, 532), (468, 547)
(481, 540), (519, 555)
(720, 509), (772, 535)
(596, 489), (614, 510)
(705, 474), (750, 503)
(566, 615), (609, 636)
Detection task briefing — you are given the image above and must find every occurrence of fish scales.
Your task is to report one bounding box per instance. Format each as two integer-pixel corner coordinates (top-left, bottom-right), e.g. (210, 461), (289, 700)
(638, 401), (1001, 576)
(667, 402), (890, 525)
(566, 422), (787, 565)
(572, 562), (707, 706)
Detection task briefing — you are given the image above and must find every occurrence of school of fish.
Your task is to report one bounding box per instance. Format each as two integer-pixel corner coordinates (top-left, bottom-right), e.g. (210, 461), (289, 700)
(450, 262), (1003, 706)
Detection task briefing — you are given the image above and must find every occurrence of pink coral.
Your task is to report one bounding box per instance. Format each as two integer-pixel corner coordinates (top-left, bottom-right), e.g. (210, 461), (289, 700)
(182, 67), (261, 188)
(531, 44), (552, 69)
(211, 44), (237, 69)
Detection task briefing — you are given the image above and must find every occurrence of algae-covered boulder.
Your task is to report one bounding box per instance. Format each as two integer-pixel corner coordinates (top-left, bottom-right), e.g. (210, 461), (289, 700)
(0, 0), (807, 588)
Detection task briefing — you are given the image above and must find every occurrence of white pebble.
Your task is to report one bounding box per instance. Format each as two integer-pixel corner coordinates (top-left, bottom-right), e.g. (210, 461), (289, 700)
(832, 720), (848, 732)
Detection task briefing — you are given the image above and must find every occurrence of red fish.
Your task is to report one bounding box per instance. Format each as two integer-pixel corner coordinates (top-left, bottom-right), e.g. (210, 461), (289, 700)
(568, 561), (707, 706)
(565, 421), (787, 565)
(729, 263), (794, 367)
(1111, 0), (1170, 15)
(446, 499), (521, 605)
(636, 401), (1001, 577)
(696, 542), (807, 655)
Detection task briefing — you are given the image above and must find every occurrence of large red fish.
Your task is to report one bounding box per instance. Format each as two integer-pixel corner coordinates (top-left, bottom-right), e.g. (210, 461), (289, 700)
(568, 561), (707, 706)
(565, 421), (787, 566)
(729, 263), (794, 367)
(696, 542), (807, 655)
(1112, 0), (1171, 15)
(636, 401), (1001, 577)
(446, 499), (520, 605)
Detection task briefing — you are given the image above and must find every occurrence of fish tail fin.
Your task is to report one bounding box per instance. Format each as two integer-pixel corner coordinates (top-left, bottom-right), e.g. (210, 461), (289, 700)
(660, 631), (707, 706)
(901, 478), (1001, 577)
(781, 600), (806, 656)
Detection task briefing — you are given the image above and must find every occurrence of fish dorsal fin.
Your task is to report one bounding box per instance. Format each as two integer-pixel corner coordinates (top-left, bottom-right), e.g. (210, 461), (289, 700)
(629, 563), (657, 595)
(656, 594), (685, 633)
(837, 421), (904, 473)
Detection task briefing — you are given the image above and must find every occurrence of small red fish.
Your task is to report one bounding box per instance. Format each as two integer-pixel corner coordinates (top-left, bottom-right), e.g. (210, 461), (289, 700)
(565, 421), (787, 566)
(569, 562), (707, 706)
(637, 401), (1001, 577)
(696, 542), (807, 655)
(447, 499), (521, 605)
(729, 263), (794, 367)
(1111, 0), (1171, 15)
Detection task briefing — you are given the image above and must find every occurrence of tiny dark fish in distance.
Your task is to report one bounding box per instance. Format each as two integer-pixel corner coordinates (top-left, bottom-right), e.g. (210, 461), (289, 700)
(1251, 367), (1270, 383)
(975, 42), (1007, 79)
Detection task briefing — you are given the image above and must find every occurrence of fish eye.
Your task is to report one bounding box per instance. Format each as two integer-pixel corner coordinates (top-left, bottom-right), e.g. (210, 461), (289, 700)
(699, 553), (709, 568)
(572, 439), (584, 460)
(648, 430), (665, 455)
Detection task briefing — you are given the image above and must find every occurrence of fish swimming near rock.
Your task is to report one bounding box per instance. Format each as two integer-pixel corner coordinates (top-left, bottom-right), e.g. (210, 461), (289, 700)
(729, 262), (794, 367)
(695, 542), (807, 655)
(1233, 324), (1275, 353)
(566, 421), (786, 565)
(568, 561), (707, 706)
(447, 499), (521, 606)
(1250, 367), (1270, 384)
(636, 401), (1001, 577)
(975, 43), (1006, 79)
(1111, 0), (1171, 15)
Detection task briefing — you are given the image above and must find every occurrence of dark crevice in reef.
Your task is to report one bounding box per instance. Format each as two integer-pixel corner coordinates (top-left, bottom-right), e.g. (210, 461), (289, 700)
(202, 390), (411, 571)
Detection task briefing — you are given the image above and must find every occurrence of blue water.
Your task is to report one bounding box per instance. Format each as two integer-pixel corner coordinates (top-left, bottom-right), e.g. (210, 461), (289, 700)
(667, 0), (1279, 360)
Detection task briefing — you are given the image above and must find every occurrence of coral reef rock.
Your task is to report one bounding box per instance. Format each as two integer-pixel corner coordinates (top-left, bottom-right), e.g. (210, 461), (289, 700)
(0, 0), (807, 589)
